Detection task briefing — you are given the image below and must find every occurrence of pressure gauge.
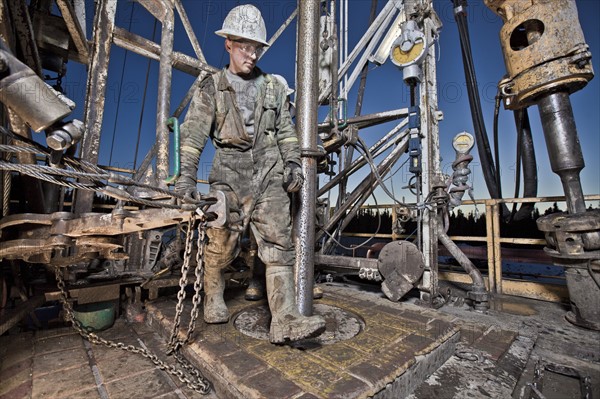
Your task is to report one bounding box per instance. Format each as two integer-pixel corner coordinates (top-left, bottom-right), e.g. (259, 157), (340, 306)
(452, 131), (475, 154)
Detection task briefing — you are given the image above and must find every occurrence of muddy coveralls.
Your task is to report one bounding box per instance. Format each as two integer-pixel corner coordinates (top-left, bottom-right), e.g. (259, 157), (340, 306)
(175, 67), (325, 343)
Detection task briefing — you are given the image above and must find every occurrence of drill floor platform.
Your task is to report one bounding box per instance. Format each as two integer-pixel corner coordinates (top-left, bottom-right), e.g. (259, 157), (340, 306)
(145, 284), (460, 398)
(5, 283), (594, 398)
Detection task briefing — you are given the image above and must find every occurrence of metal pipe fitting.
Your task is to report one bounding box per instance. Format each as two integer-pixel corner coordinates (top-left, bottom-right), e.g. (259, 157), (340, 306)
(537, 92), (586, 214)
(0, 42), (72, 132)
(438, 229), (489, 311)
(485, 0), (593, 109)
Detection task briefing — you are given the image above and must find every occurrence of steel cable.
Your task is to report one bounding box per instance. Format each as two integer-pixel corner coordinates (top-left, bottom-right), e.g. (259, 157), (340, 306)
(0, 125), (218, 210)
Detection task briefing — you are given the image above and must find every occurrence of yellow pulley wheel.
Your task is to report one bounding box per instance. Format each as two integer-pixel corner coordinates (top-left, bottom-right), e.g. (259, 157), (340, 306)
(392, 41), (425, 65)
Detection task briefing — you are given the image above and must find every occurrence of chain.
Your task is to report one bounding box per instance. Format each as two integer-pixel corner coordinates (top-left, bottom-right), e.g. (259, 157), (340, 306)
(165, 212), (213, 392)
(184, 217), (207, 344)
(167, 212), (197, 349)
(54, 217), (212, 394)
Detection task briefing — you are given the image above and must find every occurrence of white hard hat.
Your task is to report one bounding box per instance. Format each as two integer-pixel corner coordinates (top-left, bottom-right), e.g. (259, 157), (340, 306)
(272, 74), (295, 96)
(215, 4), (269, 46)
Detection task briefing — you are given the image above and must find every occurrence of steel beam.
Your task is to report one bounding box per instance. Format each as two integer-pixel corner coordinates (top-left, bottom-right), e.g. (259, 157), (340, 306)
(112, 27), (217, 76)
(74, 0), (116, 215)
(56, 0), (89, 61)
(419, 14), (442, 302)
(155, 2), (174, 184)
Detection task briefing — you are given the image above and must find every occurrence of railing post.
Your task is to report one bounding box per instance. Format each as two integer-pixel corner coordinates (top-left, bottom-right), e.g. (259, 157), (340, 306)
(492, 201), (503, 294)
(485, 200), (496, 293)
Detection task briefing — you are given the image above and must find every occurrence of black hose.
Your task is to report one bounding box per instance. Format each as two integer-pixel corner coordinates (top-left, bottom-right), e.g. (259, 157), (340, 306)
(510, 109), (523, 220)
(511, 108), (538, 221)
(493, 90), (502, 197)
(452, 0), (509, 218)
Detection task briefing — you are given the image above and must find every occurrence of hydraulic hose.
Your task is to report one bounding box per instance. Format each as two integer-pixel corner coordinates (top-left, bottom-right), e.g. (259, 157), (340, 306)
(511, 109), (538, 221)
(452, 0), (509, 218)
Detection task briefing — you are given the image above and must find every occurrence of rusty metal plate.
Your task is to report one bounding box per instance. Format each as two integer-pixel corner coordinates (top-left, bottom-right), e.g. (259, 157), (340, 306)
(378, 241), (425, 301)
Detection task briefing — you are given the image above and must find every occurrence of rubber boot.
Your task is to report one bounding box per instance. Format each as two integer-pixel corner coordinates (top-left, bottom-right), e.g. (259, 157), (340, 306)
(245, 276), (265, 301)
(245, 261), (265, 301)
(313, 285), (324, 299)
(266, 266), (326, 343)
(203, 266), (229, 323)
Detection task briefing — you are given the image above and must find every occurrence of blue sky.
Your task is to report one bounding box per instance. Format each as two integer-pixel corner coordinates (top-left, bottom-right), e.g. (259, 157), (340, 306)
(62, 0), (599, 207)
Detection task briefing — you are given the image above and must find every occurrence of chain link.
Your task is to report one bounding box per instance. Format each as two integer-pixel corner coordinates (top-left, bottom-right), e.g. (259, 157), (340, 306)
(165, 212), (212, 392)
(53, 213), (212, 394)
(184, 218), (207, 344)
(167, 213), (197, 349)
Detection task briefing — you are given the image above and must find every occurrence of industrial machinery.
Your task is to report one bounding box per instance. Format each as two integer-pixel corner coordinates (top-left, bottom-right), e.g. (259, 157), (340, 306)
(0, 0), (598, 395)
(483, 0), (600, 330)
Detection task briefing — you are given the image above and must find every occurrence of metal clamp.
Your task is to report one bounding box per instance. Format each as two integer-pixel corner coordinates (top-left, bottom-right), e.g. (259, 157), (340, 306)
(358, 267), (382, 281)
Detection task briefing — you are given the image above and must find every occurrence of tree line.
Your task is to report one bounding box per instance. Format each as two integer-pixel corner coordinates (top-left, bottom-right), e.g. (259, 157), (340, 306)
(344, 202), (599, 239)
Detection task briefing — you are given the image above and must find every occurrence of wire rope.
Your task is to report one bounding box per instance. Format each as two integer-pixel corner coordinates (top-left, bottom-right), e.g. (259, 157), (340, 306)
(319, 191), (382, 251)
(354, 136), (408, 207)
(0, 127), (216, 210)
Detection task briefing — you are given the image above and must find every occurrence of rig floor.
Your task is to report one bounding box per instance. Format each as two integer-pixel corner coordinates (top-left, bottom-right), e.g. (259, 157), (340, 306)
(1, 282), (599, 398)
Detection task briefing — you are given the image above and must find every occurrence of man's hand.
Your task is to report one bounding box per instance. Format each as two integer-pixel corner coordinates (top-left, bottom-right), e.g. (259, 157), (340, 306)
(182, 188), (202, 203)
(175, 181), (201, 204)
(283, 162), (304, 193)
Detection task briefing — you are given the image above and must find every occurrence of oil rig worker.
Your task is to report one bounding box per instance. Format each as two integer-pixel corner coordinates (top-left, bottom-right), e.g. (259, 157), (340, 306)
(244, 74), (324, 302)
(175, 4), (326, 344)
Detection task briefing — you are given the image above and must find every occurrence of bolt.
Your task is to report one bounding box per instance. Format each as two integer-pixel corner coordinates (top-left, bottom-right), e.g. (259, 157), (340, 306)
(46, 134), (67, 150)
(577, 59), (589, 69)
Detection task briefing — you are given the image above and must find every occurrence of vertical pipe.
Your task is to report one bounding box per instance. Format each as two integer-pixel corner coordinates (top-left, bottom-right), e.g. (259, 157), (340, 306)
(294, 0), (320, 316)
(492, 201), (503, 293)
(537, 92), (586, 214)
(155, 6), (174, 184)
(392, 206), (398, 241)
(420, 14), (441, 301)
(74, 0), (116, 215)
(3, 90), (46, 215)
(486, 202), (496, 293)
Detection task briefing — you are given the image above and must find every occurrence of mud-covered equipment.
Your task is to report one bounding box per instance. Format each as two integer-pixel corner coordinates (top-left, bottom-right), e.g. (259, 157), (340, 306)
(215, 4), (269, 46)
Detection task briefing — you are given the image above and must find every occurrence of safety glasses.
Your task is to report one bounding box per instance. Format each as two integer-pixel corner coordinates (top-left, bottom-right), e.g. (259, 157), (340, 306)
(233, 40), (264, 58)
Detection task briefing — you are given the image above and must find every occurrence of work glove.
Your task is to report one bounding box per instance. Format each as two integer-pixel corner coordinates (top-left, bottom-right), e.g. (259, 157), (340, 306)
(283, 162), (304, 193)
(174, 176), (201, 204)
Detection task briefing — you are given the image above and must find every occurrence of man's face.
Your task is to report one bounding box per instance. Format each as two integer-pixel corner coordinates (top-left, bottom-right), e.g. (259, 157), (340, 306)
(226, 38), (264, 76)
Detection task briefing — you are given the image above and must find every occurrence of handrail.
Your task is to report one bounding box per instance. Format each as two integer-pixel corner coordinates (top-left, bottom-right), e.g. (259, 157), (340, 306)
(339, 194), (600, 303)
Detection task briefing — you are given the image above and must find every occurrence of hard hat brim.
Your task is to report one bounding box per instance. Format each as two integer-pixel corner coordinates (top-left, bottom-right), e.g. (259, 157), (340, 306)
(215, 29), (270, 47)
